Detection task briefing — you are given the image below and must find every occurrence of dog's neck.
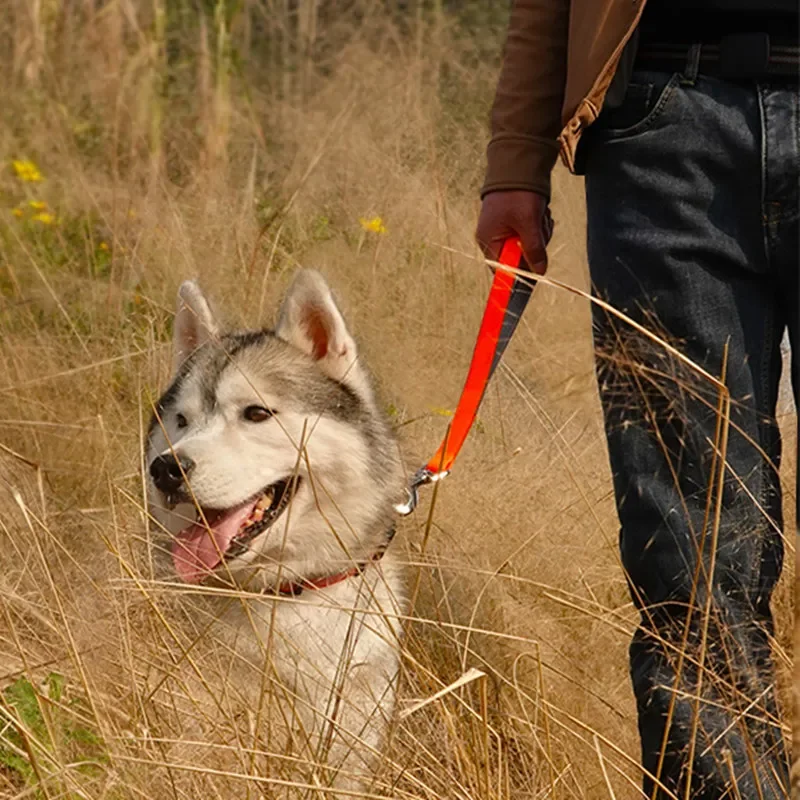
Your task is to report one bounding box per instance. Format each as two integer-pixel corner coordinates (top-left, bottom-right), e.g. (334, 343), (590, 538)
(260, 523), (396, 597)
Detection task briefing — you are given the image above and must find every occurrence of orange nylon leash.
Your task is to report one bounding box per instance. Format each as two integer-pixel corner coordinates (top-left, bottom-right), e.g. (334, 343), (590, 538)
(396, 237), (532, 515)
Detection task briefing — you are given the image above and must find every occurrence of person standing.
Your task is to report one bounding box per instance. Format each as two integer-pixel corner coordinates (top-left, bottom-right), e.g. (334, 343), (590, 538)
(476, 2), (798, 796)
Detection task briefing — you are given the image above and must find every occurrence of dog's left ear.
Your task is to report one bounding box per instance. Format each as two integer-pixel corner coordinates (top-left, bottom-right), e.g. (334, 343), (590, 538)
(173, 281), (219, 374)
(276, 269), (361, 386)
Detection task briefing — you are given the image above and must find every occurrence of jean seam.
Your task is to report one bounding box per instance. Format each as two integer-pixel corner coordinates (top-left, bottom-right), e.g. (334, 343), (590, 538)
(757, 84), (772, 272)
(749, 305), (777, 599)
(752, 80), (772, 601)
(755, 83), (779, 533)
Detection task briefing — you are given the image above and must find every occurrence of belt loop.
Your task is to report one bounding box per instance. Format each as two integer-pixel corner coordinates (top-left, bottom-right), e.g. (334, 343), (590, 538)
(682, 42), (702, 84)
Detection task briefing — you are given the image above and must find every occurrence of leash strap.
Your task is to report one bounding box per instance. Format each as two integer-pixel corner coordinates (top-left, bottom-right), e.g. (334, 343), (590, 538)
(395, 237), (532, 515)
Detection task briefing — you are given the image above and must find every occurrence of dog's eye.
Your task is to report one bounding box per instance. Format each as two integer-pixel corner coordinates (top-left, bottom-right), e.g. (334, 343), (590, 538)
(243, 405), (275, 423)
(175, 413), (188, 429)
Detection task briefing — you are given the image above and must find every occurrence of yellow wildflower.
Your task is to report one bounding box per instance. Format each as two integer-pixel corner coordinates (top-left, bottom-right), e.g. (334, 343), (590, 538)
(99, 241), (109, 251)
(11, 207), (24, 218)
(12, 159), (43, 183)
(28, 200), (47, 211)
(31, 212), (56, 225)
(359, 215), (387, 235)
(430, 407), (454, 418)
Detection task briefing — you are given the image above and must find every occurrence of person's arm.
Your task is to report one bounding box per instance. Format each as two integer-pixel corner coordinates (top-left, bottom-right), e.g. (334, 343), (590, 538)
(483, 0), (569, 199)
(477, 0), (569, 273)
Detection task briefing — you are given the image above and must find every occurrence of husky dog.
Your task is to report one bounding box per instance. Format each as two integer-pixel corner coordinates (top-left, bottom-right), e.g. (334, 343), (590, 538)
(146, 270), (405, 794)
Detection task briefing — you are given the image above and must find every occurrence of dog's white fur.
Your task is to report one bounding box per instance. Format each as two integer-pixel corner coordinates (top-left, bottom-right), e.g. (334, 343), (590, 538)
(147, 271), (405, 794)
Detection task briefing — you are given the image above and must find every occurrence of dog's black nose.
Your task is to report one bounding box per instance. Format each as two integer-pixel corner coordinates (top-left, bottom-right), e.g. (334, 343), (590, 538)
(150, 454), (194, 495)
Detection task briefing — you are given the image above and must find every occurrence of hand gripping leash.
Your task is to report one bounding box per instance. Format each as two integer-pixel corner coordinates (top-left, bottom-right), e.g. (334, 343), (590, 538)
(395, 237), (534, 515)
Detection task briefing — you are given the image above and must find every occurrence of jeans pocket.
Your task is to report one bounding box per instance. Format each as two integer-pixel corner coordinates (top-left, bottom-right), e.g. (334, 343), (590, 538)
(595, 71), (681, 141)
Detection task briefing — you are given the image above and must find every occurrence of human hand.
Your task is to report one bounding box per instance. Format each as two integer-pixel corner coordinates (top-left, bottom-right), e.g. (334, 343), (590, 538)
(475, 190), (554, 275)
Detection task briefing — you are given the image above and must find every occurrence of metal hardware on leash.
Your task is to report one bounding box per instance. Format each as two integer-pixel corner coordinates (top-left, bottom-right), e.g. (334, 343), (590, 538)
(396, 237), (532, 516)
(394, 467), (449, 516)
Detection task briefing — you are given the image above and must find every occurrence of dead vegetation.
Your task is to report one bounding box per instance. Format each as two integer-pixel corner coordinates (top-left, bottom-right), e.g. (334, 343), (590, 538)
(0, 2), (794, 797)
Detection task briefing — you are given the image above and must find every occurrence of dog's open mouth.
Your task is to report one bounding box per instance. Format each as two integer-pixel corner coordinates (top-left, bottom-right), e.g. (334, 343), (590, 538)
(171, 477), (298, 584)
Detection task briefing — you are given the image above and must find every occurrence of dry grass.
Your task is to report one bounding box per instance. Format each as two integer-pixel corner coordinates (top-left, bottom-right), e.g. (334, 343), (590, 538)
(0, 2), (795, 798)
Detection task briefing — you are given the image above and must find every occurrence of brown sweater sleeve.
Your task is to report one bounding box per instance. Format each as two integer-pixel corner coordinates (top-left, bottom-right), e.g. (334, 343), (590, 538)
(481, 0), (570, 200)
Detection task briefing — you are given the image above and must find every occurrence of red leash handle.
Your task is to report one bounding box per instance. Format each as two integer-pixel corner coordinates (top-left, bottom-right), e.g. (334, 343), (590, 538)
(395, 238), (530, 515)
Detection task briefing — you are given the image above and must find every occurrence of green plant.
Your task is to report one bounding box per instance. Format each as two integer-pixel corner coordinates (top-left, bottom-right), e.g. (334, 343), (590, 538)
(0, 673), (107, 796)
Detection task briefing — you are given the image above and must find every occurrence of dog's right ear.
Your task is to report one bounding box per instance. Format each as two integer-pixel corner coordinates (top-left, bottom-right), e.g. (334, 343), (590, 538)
(173, 281), (218, 373)
(276, 269), (363, 389)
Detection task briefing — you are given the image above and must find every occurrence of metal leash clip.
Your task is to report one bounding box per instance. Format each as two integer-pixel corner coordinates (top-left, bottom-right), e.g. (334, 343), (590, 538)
(394, 467), (449, 516)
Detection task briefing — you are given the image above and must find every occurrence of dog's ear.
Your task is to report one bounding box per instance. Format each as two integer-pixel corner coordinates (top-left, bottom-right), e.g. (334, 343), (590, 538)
(173, 281), (219, 373)
(276, 270), (361, 386)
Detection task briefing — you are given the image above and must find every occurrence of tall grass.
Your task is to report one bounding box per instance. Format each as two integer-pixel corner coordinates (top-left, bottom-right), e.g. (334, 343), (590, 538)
(0, 2), (795, 798)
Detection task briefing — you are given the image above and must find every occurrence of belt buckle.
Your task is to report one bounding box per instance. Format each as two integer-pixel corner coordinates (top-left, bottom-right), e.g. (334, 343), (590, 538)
(718, 33), (770, 80)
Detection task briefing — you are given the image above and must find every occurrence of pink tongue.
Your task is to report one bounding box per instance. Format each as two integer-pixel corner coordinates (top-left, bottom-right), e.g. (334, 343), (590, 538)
(171, 500), (257, 584)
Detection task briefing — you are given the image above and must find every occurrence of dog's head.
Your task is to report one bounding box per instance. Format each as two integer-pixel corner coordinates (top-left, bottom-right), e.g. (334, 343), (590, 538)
(146, 270), (401, 589)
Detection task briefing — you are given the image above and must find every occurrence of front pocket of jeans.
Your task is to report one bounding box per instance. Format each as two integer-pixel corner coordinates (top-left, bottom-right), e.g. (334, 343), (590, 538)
(599, 72), (681, 141)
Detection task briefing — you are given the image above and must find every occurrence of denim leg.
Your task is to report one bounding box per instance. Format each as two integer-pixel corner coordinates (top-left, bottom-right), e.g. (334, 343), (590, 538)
(583, 72), (791, 798)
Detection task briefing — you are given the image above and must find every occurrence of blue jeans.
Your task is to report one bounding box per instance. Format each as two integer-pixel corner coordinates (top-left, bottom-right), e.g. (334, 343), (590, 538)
(583, 65), (797, 798)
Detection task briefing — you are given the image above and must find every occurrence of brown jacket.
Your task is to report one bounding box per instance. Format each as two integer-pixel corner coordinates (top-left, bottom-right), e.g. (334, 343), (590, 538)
(482, 0), (649, 199)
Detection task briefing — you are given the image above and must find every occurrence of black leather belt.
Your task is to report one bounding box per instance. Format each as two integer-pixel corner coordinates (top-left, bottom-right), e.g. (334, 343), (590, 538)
(635, 33), (799, 81)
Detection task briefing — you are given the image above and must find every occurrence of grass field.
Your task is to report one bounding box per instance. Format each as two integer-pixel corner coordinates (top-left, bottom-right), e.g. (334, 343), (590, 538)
(0, 2), (795, 798)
